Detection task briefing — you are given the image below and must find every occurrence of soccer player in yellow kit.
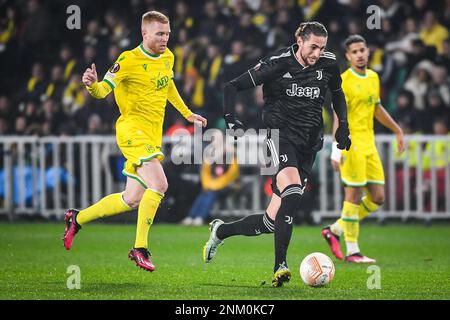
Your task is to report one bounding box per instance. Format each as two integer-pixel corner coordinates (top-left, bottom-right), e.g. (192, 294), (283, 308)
(321, 35), (405, 263)
(62, 11), (207, 272)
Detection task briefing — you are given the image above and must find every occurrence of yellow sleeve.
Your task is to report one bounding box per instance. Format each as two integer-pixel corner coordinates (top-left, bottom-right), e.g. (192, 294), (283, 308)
(375, 72), (381, 105)
(167, 79), (193, 119)
(86, 81), (113, 99)
(87, 51), (131, 99)
(341, 73), (352, 103)
(102, 52), (129, 89)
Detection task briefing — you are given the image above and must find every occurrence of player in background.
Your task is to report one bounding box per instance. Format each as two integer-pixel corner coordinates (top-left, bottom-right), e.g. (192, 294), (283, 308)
(203, 22), (351, 287)
(322, 35), (405, 263)
(62, 11), (207, 272)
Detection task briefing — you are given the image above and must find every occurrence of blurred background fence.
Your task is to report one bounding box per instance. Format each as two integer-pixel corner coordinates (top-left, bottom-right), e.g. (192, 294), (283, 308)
(1, 134), (448, 223)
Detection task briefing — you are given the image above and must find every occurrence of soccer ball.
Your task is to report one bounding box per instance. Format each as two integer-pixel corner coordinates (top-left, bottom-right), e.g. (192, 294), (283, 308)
(300, 252), (335, 287)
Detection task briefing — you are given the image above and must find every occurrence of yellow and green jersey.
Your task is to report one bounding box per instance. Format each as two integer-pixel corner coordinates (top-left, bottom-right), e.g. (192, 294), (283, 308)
(341, 67), (381, 153)
(86, 43), (192, 129)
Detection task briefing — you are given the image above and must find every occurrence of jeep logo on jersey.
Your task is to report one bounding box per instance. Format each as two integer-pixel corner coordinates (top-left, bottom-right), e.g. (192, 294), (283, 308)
(156, 75), (169, 90)
(286, 84), (320, 99)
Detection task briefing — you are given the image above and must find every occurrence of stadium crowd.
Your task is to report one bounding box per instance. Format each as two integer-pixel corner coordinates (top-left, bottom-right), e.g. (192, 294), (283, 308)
(0, 0), (449, 137)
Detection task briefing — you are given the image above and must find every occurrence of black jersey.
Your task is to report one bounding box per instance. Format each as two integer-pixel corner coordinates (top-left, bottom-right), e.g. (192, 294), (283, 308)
(248, 44), (342, 150)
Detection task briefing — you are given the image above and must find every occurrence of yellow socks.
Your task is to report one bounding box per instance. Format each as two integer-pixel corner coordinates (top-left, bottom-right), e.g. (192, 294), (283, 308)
(341, 201), (360, 243)
(331, 195), (380, 236)
(76, 188), (164, 249)
(76, 193), (132, 225)
(330, 218), (345, 237)
(134, 189), (164, 249)
(359, 195), (380, 221)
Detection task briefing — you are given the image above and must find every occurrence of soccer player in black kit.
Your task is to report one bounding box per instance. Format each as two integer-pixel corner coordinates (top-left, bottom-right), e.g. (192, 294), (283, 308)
(203, 22), (351, 287)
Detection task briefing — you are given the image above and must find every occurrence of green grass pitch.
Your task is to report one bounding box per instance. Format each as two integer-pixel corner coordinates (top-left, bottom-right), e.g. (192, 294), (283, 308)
(0, 222), (449, 300)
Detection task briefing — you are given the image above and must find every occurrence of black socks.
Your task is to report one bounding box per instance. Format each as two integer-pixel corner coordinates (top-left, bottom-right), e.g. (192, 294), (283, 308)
(216, 212), (275, 240)
(274, 184), (304, 272)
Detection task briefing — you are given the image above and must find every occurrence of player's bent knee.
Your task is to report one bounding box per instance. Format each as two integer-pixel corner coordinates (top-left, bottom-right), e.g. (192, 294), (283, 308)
(147, 179), (168, 194)
(280, 184), (304, 204)
(371, 194), (385, 206)
(122, 193), (142, 209)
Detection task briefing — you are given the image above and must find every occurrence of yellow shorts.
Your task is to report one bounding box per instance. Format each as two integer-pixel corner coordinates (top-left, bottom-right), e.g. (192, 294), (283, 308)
(340, 147), (385, 187)
(116, 121), (165, 188)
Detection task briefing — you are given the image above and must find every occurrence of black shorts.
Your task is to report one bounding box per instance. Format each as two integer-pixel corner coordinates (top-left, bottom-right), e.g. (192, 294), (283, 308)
(266, 132), (317, 197)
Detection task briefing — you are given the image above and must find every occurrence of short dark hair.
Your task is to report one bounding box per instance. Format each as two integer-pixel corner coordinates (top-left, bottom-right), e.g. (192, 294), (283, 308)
(344, 34), (367, 49)
(295, 22), (328, 41)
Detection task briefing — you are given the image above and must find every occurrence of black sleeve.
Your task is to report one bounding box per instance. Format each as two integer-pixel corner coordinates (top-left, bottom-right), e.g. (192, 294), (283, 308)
(328, 62), (347, 122)
(248, 57), (286, 86)
(328, 62), (342, 92)
(223, 58), (286, 116)
(331, 88), (348, 123)
(223, 71), (255, 116)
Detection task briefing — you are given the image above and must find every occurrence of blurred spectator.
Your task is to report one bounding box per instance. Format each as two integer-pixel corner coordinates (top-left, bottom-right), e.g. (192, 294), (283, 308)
(19, 0), (50, 67)
(0, 96), (13, 122)
(378, 0), (407, 30)
(0, 1), (448, 138)
(436, 39), (450, 73)
(223, 40), (250, 81)
(230, 10), (264, 60)
(198, 1), (227, 37)
(407, 0), (432, 21)
(40, 99), (66, 135)
(81, 45), (98, 73)
(419, 11), (449, 55)
(86, 113), (105, 135)
(104, 10), (130, 49)
(421, 90), (449, 133)
(385, 17), (420, 67)
(0, 6), (17, 92)
(405, 39), (436, 76)
(404, 61), (433, 110)
(44, 65), (65, 103)
(392, 89), (420, 131)
(0, 117), (9, 135)
(444, 0), (450, 29)
(23, 100), (40, 125)
(422, 119), (449, 211)
(59, 45), (77, 82)
(0, 6), (16, 54)
(16, 63), (46, 105)
(83, 20), (108, 56)
(265, 9), (292, 51)
(181, 131), (239, 226)
(251, 0), (273, 35)
(14, 116), (27, 135)
(62, 73), (86, 114)
(431, 67), (450, 107)
(172, 1), (195, 36)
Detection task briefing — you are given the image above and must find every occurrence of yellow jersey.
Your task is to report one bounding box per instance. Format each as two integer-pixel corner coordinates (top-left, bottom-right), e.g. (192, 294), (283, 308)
(341, 68), (381, 153)
(86, 43), (193, 129)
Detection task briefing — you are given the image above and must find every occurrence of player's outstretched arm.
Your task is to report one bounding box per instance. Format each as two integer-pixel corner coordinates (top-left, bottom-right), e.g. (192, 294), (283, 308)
(167, 80), (206, 127)
(186, 113), (207, 128)
(83, 63), (112, 99)
(375, 104), (405, 154)
(331, 88), (351, 151)
(223, 72), (255, 138)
